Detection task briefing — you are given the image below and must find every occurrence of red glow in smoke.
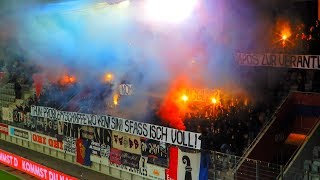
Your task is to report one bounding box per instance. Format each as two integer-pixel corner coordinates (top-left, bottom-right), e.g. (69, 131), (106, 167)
(157, 77), (191, 130)
(32, 73), (44, 98)
(158, 98), (186, 130)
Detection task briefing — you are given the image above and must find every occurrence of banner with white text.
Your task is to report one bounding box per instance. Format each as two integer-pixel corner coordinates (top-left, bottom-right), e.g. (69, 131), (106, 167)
(0, 149), (77, 180)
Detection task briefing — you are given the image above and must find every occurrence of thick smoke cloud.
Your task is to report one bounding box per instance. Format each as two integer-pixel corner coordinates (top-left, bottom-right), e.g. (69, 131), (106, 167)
(0, 0), (278, 127)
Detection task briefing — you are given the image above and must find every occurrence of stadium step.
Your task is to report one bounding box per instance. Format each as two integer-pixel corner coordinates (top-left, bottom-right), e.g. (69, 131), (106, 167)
(0, 100), (11, 108)
(0, 94), (15, 102)
(0, 88), (15, 96)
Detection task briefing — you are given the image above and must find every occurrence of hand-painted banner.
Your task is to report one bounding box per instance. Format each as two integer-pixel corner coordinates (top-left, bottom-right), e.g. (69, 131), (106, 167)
(30, 106), (202, 149)
(100, 144), (110, 166)
(141, 138), (168, 167)
(121, 151), (141, 169)
(31, 132), (64, 152)
(141, 138), (167, 159)
(235, 53), (320, 70)
(0, 149), (77, 180)
(2, 107), (13, 122)
(110, 154), (148, 179)
(0, 123), (8, 135)
(9, 126), (30, 141)
(113, 131), (141, 155)
(110, 148), (122, 165)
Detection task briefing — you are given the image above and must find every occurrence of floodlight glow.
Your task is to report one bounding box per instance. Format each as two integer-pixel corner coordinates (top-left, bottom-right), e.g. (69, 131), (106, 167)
(144, 0), (197, 24)
(117, 0), (130, 9)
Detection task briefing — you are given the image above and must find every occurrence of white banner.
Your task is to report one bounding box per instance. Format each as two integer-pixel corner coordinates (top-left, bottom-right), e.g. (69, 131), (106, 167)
(119, 84), (133, 95)
(235, 53), (320, 70)
(9, 126), (31, 141)
(2, 107), (13, 122)
(31, 132), (64, 152)
(30, 106), (202, 149)
(147, 163), (165, 180)
(178, 149), (201, 180)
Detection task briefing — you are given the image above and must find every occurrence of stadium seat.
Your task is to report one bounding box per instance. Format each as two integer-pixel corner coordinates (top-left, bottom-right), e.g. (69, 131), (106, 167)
(309, 173), (320, 180)
(313, 146), (320, 159)
(5, 83), (14, 89)
(311, 161), (320, 174)
(304, 160), (312, 172)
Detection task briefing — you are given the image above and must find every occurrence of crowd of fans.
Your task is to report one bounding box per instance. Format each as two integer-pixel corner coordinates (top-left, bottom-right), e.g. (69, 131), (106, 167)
(1, 20), (320, 157)
(289, 20), (320, 54)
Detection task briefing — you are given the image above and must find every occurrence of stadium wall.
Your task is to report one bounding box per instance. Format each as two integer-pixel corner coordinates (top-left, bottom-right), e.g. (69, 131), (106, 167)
(0, 132), (145, 180)
(282, 120), (320, 179)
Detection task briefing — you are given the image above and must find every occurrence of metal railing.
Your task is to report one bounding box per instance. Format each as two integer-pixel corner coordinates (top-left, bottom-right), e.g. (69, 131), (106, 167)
(234, 92), (292, 173)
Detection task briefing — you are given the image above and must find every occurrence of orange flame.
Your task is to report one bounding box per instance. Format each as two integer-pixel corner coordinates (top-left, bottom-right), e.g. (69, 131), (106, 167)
(59, 75), (77, 86)
(113, 93), (119, 106)
(103, 73), (113, 83)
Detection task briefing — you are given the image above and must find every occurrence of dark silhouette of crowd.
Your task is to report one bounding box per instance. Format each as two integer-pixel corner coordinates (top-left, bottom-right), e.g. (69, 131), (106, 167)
(293, 20), (320, 54)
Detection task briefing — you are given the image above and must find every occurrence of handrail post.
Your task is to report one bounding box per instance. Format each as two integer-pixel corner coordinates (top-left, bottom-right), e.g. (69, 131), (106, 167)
(213, 151), (216, 180)
(280, 165), (284, 180)
(256, 160), (259, 180)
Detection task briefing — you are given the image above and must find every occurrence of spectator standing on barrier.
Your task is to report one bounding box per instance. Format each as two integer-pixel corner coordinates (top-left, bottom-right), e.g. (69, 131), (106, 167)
(14, 79), (22, 99)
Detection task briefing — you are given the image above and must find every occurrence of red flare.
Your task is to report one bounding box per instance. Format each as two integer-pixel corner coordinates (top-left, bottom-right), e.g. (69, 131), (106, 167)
(32, 73), (44, 98)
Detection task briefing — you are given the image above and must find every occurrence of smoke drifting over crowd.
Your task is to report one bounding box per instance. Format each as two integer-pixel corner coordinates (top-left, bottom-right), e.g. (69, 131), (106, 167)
(0, 0), (275, 129)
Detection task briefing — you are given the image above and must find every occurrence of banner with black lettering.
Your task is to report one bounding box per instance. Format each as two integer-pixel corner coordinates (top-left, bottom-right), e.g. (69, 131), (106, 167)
(112, 131), (141, 155)
(63, 122), (81, 139)
(236, 53), (320, 70)
(30, 106), (202, 149)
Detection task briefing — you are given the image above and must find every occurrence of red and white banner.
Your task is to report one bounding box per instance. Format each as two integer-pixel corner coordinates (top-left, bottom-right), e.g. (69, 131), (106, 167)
(31, 132), (64, 152)
(0, 149), (77, 180)
(177, 149), (201, 180)
(166, 147), (178, 180)
(166, 147), (201, 180)
(0, 123), (8, 135)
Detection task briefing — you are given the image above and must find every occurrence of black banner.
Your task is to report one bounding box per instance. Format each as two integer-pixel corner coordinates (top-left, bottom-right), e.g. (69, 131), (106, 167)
(141, 139), (168, 159)
(121, 152), (141, 169)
